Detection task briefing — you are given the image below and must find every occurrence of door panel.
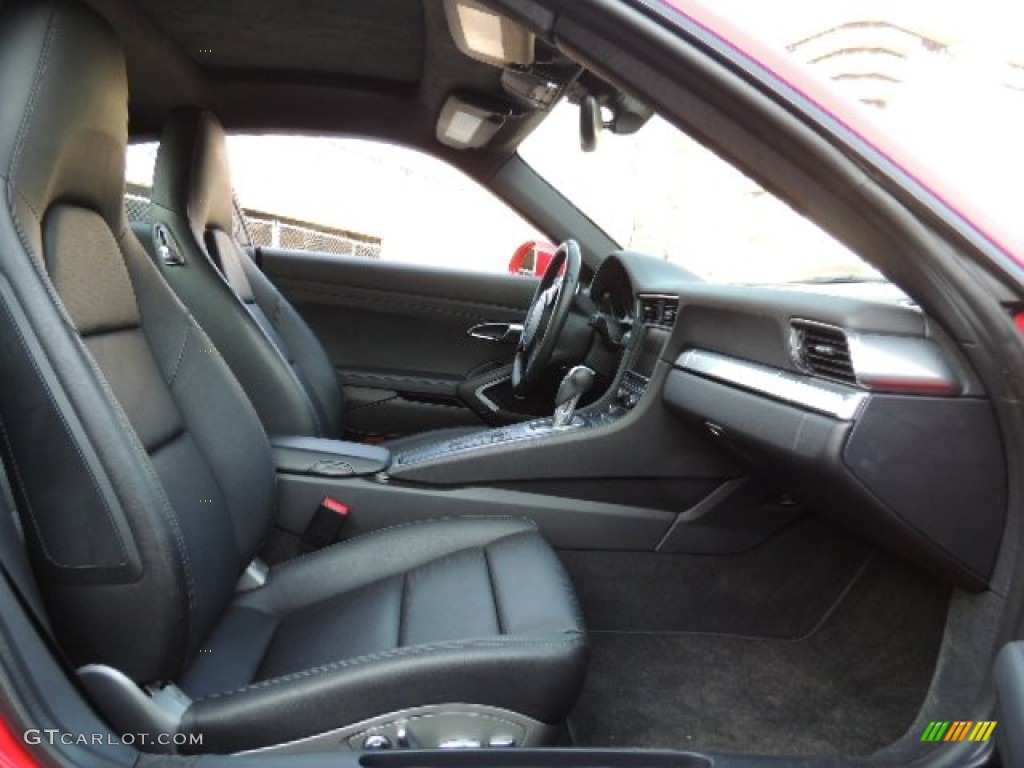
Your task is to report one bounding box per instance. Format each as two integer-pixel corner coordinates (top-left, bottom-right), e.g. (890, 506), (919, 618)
(259, 248), (539, 437)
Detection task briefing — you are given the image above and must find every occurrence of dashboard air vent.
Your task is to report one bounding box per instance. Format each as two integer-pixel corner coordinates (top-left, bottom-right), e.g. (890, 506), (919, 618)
(791, 321), (857, 385)
(638, 296), (679, 329)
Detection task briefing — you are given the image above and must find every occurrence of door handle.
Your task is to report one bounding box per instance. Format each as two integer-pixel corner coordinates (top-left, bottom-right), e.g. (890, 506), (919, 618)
(467, 323), (523, 343)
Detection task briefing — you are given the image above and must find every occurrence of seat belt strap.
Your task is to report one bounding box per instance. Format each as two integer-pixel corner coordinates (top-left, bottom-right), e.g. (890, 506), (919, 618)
(301, 497), (351, 553)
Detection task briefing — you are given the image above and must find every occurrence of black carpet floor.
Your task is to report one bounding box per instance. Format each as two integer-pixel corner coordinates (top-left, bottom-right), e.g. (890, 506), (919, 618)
(563, 525), (950, 757)
(560, 518), (873, 638)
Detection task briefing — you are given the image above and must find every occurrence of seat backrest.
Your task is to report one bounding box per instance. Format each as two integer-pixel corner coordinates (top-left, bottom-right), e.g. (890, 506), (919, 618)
(0, 0), (275, 683)
(149, 109), (344, 438)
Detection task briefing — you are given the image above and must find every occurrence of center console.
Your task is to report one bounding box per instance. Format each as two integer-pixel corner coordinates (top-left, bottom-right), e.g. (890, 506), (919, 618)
(392, 320), (672, 467)
(613, 323), (670, 411)
(393, 417), (575, 467)
(268, 296), (699, 552)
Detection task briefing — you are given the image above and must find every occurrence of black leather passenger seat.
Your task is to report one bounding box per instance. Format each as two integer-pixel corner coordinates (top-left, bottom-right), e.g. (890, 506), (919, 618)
(178, 517), (585, 752)
(0, 0), (586, 754)
(151, 107), (346, 439)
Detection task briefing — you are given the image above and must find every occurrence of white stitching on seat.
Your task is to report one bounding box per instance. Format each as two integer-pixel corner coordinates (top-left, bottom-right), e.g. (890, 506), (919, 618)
(192, 633), (586, 703)
(166, 323), (191, 386)
(270, 515), (539, 573)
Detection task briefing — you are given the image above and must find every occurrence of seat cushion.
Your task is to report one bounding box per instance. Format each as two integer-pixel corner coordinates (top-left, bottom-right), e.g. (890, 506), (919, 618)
(177, 517), (587, 753)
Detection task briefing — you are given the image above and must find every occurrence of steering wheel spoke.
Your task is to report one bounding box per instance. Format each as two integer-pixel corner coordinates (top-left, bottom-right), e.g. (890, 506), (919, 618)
(511, 240), (583, 393)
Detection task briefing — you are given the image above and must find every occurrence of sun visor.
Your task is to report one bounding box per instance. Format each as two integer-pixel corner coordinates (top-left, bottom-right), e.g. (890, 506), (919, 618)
(436, 94), (509, 149)
(443, 0), (534, 68)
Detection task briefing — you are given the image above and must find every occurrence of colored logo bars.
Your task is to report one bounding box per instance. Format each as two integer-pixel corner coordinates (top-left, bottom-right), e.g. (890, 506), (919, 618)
(921, 721), (997, 743)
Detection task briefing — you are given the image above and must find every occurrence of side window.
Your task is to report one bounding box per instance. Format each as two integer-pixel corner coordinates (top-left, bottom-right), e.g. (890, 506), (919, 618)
(124, 142), (158, 225)
(227, 137), (545, 273)
(125, 137), (547, 274)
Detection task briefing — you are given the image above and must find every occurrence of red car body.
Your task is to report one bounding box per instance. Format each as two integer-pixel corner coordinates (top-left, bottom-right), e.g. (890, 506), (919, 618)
(508, 240), (558, 276)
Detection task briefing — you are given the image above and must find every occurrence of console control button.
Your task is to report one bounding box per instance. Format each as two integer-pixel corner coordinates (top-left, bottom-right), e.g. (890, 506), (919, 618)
(308, 460), (356, 476)
(362, 734), (392, 750)
(440, 738), (482, 749)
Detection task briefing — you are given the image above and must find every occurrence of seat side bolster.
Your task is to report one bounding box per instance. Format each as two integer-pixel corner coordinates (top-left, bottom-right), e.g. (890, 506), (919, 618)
(180, 633), (588, 753)
(240, 251), (344, 437)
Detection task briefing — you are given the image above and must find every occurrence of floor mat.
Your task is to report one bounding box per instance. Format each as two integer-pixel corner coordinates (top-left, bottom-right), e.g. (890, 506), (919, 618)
(560, 518), (873, 638)
(567, 552), (950, 757)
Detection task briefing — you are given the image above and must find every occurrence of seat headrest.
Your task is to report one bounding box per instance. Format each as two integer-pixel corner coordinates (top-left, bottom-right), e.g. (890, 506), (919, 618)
(0, 0), (129, 252)
(152, 107), (235, 235)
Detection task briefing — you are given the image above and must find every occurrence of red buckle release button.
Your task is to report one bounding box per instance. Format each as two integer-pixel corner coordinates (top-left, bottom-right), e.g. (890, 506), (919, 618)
(302, 498), (352, 553)
(320, 497), (350, 517)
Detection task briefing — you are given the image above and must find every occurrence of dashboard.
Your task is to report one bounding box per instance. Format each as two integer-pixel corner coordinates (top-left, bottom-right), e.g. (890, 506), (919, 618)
(386, 249), (1005, 591)
(587, 250), (1006, 591)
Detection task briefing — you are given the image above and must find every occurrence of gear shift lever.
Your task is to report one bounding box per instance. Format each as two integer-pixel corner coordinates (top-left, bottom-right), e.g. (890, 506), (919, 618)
(553, 366), (595, 428)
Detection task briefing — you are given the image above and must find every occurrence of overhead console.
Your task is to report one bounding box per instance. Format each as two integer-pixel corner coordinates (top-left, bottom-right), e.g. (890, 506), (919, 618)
(663, 285), (1007, 591)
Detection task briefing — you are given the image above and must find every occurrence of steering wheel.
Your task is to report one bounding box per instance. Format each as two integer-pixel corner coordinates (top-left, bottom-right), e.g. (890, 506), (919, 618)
(512, 240), (582, 392)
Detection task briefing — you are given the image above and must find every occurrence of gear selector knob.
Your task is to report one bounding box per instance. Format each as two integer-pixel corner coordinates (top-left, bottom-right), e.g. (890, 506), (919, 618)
(553, 365), (595, 428)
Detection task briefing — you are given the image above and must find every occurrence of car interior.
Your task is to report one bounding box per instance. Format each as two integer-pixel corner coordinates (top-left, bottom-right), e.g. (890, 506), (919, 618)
(0, 0), (1022, 766)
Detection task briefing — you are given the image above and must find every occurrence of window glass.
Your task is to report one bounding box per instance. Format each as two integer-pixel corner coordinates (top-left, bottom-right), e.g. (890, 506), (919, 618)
(520, 104), (878, 285)
(126, 137), (546, 274)
(125, 142), (158, 223)
(707, 0), (1024, 241)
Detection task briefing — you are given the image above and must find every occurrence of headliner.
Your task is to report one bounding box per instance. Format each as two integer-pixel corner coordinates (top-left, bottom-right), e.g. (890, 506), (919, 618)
(138, 0), (426, 83)
(82, 0), (565, 175)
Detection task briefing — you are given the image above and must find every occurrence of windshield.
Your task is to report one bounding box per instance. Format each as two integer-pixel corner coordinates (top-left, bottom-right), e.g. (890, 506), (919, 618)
(520, 0), (1024, 284)
(520, 103), (879, 285)
(707, 0), (1023, 240)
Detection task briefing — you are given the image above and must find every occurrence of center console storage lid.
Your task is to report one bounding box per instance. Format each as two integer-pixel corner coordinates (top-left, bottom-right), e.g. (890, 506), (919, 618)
(271, 436), (391, 477)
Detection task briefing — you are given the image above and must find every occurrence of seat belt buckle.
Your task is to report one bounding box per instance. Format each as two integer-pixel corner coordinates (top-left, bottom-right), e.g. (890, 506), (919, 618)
(301, 497), (350, 553)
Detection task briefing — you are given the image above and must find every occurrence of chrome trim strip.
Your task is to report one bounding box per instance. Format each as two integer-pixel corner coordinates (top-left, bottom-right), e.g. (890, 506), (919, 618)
(676, 348), (869, 420)
(846, 333), (960, 395)
(473, 375), (510, 413)
(789, 318), (960, 395)
(238, 703), (555, 754)
(467, 323), (523, 343)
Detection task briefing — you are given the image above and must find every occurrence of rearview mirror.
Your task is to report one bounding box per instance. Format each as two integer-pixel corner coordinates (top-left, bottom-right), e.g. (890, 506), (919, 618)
(580, 94), (602, 153)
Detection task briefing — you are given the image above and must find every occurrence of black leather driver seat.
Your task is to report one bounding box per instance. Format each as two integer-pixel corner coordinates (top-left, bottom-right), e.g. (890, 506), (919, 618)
(147, 107), (478, 450)
(0, 0), (586, 754)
